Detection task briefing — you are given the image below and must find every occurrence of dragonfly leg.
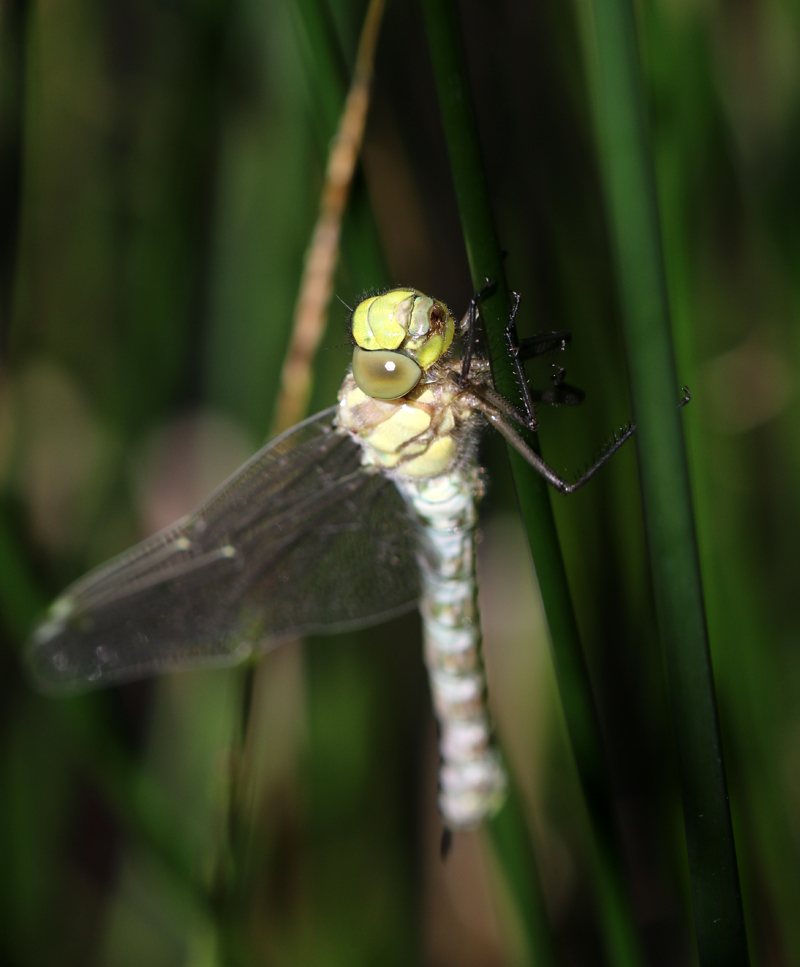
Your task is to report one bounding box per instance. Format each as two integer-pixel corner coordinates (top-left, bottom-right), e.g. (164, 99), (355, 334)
(456, 291), (689, 493)
(455, 287), (542, 431)
(468, 386), (690, 494)
(502, 292), (590, 421)
(454, 291), (692, 493)
(471, 395), (636, 493)
(451, 372), (537, 432)
(459, 278), (496, 381)
(501, 292), (541, 426)
(459, 289), (582, 415)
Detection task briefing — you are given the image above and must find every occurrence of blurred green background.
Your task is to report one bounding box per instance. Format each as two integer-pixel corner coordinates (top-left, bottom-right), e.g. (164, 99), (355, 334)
(1, 0), (799, 963)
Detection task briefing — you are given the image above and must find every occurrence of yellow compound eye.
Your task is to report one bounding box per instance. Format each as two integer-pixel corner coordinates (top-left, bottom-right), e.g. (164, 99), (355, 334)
(352, 347), (422, 400)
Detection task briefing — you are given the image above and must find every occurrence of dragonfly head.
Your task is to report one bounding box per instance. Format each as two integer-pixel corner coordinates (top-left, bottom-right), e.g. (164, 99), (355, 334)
(350, 288), (455, 400)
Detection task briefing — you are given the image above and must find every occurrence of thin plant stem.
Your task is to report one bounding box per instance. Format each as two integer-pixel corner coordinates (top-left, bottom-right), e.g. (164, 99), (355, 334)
(272, 0), (387, 434)
(581, 0), (750, 963)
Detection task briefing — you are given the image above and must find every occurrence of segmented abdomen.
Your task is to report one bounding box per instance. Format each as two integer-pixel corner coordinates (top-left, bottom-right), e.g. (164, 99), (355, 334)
(396, 471), (506, 830)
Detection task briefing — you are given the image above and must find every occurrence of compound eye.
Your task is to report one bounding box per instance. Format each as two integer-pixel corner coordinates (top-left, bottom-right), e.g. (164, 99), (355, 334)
(352, 347), (422, 400)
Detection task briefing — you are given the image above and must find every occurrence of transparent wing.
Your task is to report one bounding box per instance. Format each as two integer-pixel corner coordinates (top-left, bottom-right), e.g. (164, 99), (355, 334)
(25, 407), (421, 694)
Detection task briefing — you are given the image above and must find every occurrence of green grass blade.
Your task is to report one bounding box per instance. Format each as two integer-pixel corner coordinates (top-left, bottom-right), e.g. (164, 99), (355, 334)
(418, 1), (643, 964)
(486, 776), (560, 967)
(583, 0), (750, 963)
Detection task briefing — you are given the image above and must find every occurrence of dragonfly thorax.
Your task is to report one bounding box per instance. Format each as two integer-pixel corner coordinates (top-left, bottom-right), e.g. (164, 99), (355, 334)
(336, 365), (479, 479)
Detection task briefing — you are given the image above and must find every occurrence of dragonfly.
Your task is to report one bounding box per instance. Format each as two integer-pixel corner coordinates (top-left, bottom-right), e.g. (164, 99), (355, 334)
(25, 286), (636, 834)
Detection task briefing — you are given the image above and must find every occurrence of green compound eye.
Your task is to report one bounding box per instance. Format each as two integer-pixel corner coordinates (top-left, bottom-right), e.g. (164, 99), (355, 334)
(352, 347), (422, 400)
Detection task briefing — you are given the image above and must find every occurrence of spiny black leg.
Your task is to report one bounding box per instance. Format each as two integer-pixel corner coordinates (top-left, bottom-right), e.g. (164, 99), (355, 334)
(504, 299), (588, 419)
(461, 287), (565, 416)
(536, 386), (691, 492)
(460, 278), (496, 381)
(550, 386), (692, 494)
(559, 422), (637, 492)
(502, 292), (540, 428)
(474, 394), (634, 493)
(553, 388), (690, 491)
